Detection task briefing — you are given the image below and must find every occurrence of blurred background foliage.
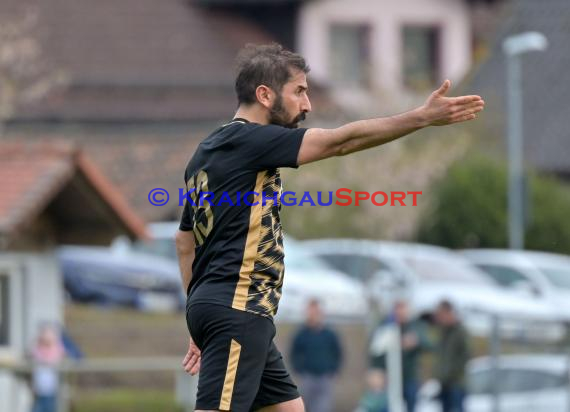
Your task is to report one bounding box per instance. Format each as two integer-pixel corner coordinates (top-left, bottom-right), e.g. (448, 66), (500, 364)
(417, 155), (570, 253)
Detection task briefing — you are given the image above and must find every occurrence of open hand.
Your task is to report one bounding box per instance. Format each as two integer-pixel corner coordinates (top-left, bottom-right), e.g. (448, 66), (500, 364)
(182, 336), (201, 375)
(422, 80), (485, 126)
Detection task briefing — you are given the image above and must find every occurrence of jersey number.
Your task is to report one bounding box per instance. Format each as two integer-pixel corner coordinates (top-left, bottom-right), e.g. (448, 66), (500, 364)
(187, 170), (213, 246)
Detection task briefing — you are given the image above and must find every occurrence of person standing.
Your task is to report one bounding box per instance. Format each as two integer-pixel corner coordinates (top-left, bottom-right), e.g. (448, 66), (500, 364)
(290, 300), (343, 412)
(30, 324), (66, 412)
(355, 369), (389, 412)
(175, 42), (484, 411)
(434, 300), (470, 412)
(370, 300), (431, 412)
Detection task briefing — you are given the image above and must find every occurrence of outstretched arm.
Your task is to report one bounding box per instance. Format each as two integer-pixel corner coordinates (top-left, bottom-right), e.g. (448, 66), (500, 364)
(297, 80), (485, 165)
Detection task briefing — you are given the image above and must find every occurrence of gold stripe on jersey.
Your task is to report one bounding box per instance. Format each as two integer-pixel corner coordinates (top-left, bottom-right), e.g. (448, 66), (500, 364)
(219, 338), (242, 410)
(232, 171), (266, 311)
(245, 169), (286, 317)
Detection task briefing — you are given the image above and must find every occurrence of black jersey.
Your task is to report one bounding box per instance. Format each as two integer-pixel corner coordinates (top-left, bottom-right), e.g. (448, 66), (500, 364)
(179, 119), (306, 318)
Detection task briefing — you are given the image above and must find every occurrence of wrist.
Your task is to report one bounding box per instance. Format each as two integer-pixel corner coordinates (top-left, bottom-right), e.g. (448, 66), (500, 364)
(413, 106), (431, 128)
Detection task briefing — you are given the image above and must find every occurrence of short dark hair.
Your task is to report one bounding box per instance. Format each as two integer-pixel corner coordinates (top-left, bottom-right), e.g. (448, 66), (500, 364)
(438, 299), (454, 312)
(234, 43), (310, 105)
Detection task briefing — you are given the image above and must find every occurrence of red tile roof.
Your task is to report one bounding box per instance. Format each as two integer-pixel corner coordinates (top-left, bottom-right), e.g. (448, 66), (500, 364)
(0, 140), (148, 240)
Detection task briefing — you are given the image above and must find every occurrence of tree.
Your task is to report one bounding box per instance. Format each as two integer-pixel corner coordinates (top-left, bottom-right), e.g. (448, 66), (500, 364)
(418, 156), (570, 254)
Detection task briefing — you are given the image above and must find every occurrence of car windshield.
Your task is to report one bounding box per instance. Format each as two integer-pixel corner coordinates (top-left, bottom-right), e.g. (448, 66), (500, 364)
(403, 256), (490, 284)
(132, 238), (177, 260)
(538, 266), (570, 290)
(284, 243), (334, 272)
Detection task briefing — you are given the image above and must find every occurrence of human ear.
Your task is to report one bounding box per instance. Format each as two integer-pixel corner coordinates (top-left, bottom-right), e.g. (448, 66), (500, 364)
(255, 85), (274, 109)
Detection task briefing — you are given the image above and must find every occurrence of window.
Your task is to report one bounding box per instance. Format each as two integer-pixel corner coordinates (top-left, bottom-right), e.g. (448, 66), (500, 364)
(404, 257), (491, 285)
(133, 238), (177, 261)
(402, 25), (440, 91)
(329, 23), (371, 88)
(469, 367), (567, 395)
(315, 253), (388, 282)
(507, 369), (567, 392)
(469, 369), (494, 395)
(0, 274), (9, 346)
(476, 264), (531, 287)
(538, 266), (570, 290)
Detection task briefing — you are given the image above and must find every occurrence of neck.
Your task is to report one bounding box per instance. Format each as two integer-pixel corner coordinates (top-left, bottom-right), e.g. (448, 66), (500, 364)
(234, 104), (269, 125)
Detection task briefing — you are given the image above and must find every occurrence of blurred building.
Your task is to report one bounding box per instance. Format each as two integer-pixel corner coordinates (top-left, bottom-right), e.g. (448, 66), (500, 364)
(0, 140), (146, 412)
(3, 0), (506, 223)
(299, 0), (507, 116)
(467, 0), (570, 180)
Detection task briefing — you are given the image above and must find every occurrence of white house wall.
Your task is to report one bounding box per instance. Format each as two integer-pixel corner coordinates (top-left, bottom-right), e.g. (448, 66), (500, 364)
(299, 0), (472, 93)
(0, 252), (63, 412)
(24, 252), (64, 348)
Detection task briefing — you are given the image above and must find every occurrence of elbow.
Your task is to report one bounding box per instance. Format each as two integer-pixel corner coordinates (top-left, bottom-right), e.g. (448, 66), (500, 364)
(335, 140), (357, 157)
(331, 128), (359, 157)
(174, 230), (184, 249)
(330, 130), (351, 157)
(335, 143), (350, 157)
(175, 230), (193, 255)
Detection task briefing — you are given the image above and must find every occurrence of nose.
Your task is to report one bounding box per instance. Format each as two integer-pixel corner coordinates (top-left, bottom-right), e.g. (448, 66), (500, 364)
(301, 94), (312, 113)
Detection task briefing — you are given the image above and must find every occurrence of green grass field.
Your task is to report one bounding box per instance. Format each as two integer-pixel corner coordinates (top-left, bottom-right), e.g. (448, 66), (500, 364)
(72, 389), (184, 412)
(65, 303), (564, 411)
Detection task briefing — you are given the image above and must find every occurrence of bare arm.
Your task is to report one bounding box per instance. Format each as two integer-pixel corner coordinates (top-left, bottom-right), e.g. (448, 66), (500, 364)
(175, 229), (201, 375)
(297, 80), (485, 165)
(175, 229), (195, 295)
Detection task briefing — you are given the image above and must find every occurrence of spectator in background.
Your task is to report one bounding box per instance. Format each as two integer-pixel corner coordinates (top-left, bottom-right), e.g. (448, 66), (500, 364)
(30, 323), (66, 412)
(290, 299), (343, 412)
(355, 369), (389, 412)
(434, 300), (470, 412)
(370, 300), (432, 412)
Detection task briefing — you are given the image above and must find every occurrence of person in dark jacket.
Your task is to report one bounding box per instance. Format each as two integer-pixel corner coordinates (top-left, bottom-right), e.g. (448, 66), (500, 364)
(370, 300), (432, 412)
(290, 299), (343, 412)
(434, 300), (470, 412)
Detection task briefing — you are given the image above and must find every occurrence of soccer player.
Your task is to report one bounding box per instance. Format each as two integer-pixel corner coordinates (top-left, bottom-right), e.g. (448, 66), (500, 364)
(175, 43), (484, 412)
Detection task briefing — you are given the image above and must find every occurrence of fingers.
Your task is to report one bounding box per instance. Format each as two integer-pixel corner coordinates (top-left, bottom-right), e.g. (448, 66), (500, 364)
(183, 352), (201, 374)
(190, 358), (201, 375)
(435, 79), (451, 96)
(453, 113), (478, 123)
(182, 336), (201, 375)
(458, 101), (485, 113)
(453, 95), (484, 105)
(450, 101), (485, 119)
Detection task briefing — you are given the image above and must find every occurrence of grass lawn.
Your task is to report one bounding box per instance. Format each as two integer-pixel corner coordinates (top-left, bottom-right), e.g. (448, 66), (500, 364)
(72, 389), (186, 412)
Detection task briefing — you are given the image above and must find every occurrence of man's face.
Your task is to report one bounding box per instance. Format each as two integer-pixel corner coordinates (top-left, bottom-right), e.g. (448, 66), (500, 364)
(306, 301), (323, 327)
(269, 69), (312, 129)
(435, 307), (454, 326)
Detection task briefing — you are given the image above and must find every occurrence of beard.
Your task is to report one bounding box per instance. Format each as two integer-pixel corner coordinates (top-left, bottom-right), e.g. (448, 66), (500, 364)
(269, 94), (306, 129)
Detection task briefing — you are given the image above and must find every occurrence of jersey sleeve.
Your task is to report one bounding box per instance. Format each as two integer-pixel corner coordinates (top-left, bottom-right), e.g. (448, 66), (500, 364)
(179, 172), (195, 231)
(239, 124), (307, 170)
(179, 198), (194, 231)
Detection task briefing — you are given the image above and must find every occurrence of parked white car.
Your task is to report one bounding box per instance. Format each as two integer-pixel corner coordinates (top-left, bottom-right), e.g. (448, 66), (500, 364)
(417, 354), (570, 412)
(461, 249), (570, 323)
(276, 238), (369, 322)
(301, 239), (564, 340)
(113, 224), (368, 322)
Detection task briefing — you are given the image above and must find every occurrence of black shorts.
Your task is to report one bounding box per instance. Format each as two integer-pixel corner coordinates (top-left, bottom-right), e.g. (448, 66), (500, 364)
(186, 302), (300, 411)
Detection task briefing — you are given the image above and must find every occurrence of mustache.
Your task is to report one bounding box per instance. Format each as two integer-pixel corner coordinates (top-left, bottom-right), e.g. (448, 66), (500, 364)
(295, 112), (307, 123)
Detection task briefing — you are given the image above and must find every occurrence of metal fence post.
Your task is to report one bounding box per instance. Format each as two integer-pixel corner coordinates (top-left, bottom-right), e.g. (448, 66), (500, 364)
(490, 314), (501, 412)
